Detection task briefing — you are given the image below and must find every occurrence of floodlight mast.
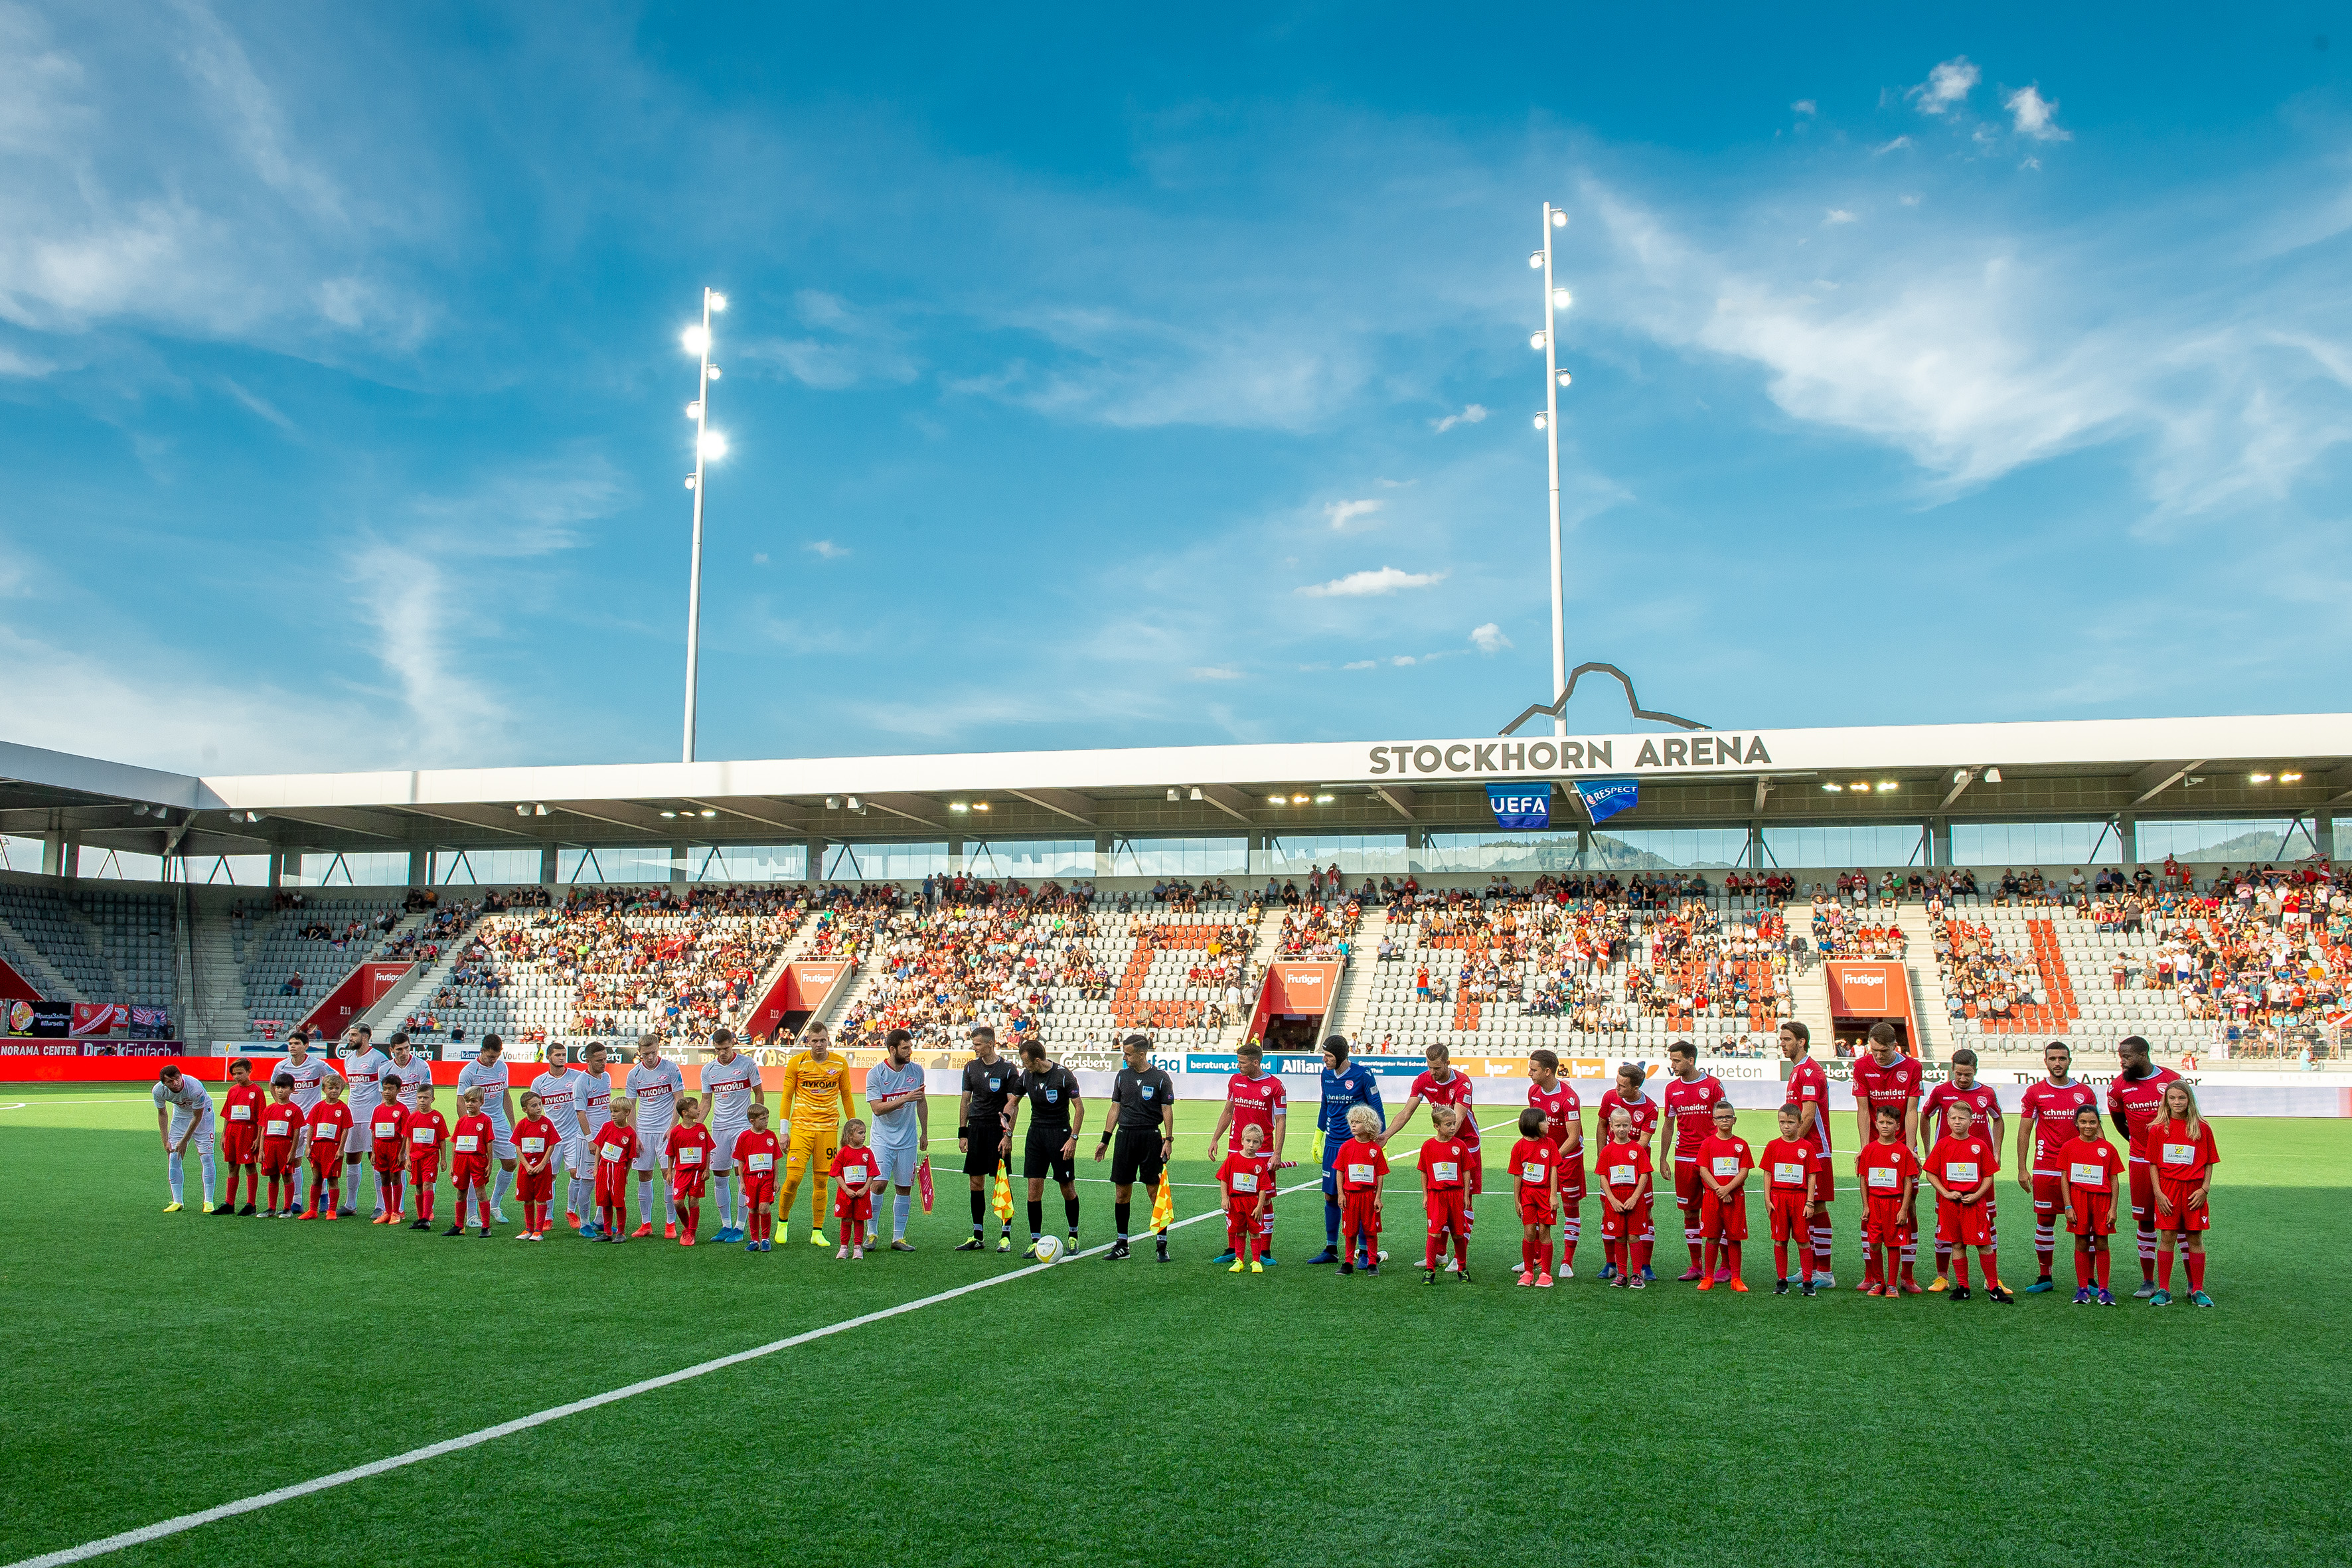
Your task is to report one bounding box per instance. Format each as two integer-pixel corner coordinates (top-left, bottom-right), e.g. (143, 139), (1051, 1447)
(680, 285), (726, 763)
(1538, 202), (1567, 739)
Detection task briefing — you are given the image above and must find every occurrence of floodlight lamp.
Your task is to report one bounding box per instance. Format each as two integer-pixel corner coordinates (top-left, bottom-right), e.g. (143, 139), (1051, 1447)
(1552, 288), (1572, 309)
(1533, 413), (1548, 430)
(1822, 783), (1842, 793)
(1190, 787), (1204, 802)
(516, 804), (530, 816)
(1267, 794), (1287, 806)
(1849, 781), (1872, 793)
(1954, 769), (1970, 783)
(699, 430), (729, 460)
(845, 796), (862, 811)
(1877, 781), (1898, 792)
(953, 802), (971, 812)
(682, 325), (709, 354)
(1528, 252), (1544, 269)
(700, 809), (716, 818)
(661, 811), (678, 819)
(1556, 370), (1572, 386)
(708, 292), (728, 313)
(1291, 793), (1310, 804)
(2250, 773), (2273, 783)
(131, 803), (148, 817)
(1984, 767), (2002, 783)
(686, 402), (702, 420)
(824, 797), (840, 810)
(1314, 794), (1335, 804)
(1550, 209), (1567, 228)
(534, 804), (548, 817)
(2281, 771), (2304, 782)
(1164, 789), (1178, 803)
(1529, 331), (1547, 350)
(705, 365), (721, 380)
(973, 801), (990, 811)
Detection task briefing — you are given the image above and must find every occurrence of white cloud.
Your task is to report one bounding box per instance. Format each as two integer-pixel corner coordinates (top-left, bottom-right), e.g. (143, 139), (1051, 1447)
(1296, 565), (1447, 598)
(1470, 622), (1511, 655)
(1390, 655), (1415, 666)
(1792, 100), (1817, 116)
(2005, 85), (2071, 141)
(1431, 402), (1487, 433)
(1342, 659), (1376, 670)
(220, 376), (292, 431)
(1875, 137), (1913, 155)
(806, 539), (850, 560)
(1824, 209), (1856, 225)
(752, 552), (769, 565)
(1188, 665), (1244, 680)
(740, 290), (919, 390)
(1910, 56), (1980, 115)
(1323, 497), (1383, 529)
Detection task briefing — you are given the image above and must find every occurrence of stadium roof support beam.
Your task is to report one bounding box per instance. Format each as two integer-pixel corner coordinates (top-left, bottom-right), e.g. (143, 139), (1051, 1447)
(541, 800), (680, 837)
(1753, 777), (1772, 814)
(1004, 787), (1096, 826)
(1190, 783), (1258, 825)
(1373, 784), (1417, 821)
(861, 792), (949, 831)
(2131, 759), (2205, 806)
(682, 796), (810, 832)
(250, 807), (422, 842)
(396, 803), (546, 839)
(1940, 767), (1978, 810)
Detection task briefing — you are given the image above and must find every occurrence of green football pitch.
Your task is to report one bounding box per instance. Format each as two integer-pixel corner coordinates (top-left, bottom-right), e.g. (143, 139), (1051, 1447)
(3, 1086), (2347, 1568)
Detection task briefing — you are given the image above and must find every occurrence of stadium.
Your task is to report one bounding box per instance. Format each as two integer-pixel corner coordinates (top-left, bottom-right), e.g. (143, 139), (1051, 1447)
(5, 14), (2350, 1568)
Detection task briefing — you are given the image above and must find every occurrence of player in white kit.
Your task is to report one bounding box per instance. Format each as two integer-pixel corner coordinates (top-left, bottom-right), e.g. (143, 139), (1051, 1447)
(385, 1033), (434, 1111)
(529, 1046), (590, 1233)
(455, 1035), (521, 1225)
(699, 1029), (765, 1243)
(276, 1032), (333, 1209)
(153, 1065), (217, 1212)
(625, 1036), (686, 1237)
(337, 1025), (393, 1217)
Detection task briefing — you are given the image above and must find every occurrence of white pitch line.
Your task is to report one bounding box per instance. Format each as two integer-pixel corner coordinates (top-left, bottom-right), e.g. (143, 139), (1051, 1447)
(5, 1174), (1324, 1568)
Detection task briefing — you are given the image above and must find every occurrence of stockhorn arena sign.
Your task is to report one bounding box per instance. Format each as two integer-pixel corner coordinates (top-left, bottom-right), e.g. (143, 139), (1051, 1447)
(1366, 733), (1773, 777)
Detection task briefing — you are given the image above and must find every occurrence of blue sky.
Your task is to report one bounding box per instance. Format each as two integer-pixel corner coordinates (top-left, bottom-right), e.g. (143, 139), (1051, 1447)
(1, 3), (2347, 775)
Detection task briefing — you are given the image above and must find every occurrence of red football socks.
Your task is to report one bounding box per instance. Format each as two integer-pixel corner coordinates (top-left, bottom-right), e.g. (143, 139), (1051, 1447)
(2185, 1251), (2205, 1291)
(2075, 1246), (2092, 1289)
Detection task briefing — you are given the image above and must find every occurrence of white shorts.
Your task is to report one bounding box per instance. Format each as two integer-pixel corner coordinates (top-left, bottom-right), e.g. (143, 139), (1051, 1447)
(345, 1109), (378, 1153)
(632, 1131), (670, 1174)
(565, 1135), (595, 1176)
(168, 1107), (214, 1155)
(871, 1139), (920, 1188)
(709, 1124), (748, 1172)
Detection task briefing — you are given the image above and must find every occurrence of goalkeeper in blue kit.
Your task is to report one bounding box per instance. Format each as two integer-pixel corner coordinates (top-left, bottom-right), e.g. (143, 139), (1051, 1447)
(1308, 1036), (1385, 1265)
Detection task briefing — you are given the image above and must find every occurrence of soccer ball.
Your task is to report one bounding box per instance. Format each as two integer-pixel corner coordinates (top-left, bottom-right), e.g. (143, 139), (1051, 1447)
(1032, 1234), (1063, 1263)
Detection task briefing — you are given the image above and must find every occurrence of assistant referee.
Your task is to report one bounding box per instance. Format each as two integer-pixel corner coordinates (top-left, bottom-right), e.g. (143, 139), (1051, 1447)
(1094, 1032), (1175, 1261)
(955, 1026), (1022, 1253)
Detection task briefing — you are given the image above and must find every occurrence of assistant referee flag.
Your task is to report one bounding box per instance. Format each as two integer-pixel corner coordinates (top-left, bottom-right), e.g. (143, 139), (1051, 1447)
(1150, 1168), (1174, 1232)
(992, 1162), (1014, 1223)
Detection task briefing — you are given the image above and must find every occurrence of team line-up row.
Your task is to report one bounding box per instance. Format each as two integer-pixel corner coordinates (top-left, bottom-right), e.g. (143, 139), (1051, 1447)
(146, 1019), (2226, 1303)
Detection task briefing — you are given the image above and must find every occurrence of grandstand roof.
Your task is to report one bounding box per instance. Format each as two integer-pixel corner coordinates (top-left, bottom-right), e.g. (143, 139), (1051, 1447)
(5, 712), (2351, 860)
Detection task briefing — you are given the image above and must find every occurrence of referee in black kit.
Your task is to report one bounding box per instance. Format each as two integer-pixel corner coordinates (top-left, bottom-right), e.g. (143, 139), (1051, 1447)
(1094, 1033), (1176, 1261)
(955, 1026), (1022, 1253)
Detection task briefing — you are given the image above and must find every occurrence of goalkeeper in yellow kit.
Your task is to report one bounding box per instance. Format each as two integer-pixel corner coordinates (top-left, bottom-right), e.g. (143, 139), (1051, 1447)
(777, 1022), (853, 1245)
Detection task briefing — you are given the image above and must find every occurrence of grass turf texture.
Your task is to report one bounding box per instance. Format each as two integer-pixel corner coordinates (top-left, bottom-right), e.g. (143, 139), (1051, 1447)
(2, 1087), (2347, 1568)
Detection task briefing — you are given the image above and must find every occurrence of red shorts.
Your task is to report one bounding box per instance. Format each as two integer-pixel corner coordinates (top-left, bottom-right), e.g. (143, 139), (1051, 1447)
(2031, 1170), (2067, 1219)
(1673, 1160), (1703, 1210)
(2067, 1190), (2115, 1236)
(672, 1169), (709, 1201)
(1425, 1189), (1469, 1237)
(1461, 1144), (1482, 1195)
(1767, 1189), (1809, 1241)
(2128, 1159), (2157, 1223)
(1340, 1190), (1381, 1239)
(516, 1166), (554, 1202)
(1936, 1198), (1992, 1248)
(594, 1168), (630, 1207)
(2154, 1178), (2210, 1233)
(1516, 1188), (1556, 1227)
(742, 1174), (777, 1209)
(1599, 1196), (1652, 1241)
(1807, 1152), (1835, 1206)
(1864, 1196), (1909, 1245)
(411, 1158), (443, 1192)
(373, 1145), (405, 1176)
(260, 1142), (298, 1177)
(1699, 1190), (1748, 1241)
(222, 1128), (258, 1165)
(835, 1192), (874, 1223)
(307, 1146), (342, 1177)
(451, 1156), (489, 1190)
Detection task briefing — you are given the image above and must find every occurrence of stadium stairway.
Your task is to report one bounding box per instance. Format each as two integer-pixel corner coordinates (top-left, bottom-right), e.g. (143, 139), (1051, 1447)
(1786, 901), (1834, 1048)
(189, 911), (242, 1044)
(1325, 906), (1388, 1048)
(0, 906), (81, 1002)
(360, 923), (465, 1038)
(1895, 902), (1951, 1061)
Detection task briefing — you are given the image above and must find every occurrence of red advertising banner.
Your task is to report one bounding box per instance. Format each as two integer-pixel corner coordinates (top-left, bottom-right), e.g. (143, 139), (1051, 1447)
(747, 961), (850, 1038)
(69, 1002), (129, 1037)
(1247, 961), (1342, 1041)
(1824, 961), (1912, 1019)
(295, 962), (414, 1038)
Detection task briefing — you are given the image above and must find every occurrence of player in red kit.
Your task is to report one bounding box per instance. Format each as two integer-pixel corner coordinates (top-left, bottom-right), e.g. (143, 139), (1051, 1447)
(258, 1075), (304, 1217)
(1922, 1103), (2011, 1302)
(1761, 1105), (1824, 1296)
(300, 1075), (354, 1219)
(2016, 1041), (2098, 1293)
(1855, 1106), (1921, 1298)
(368, 1095), (410, 1223)
(665, 1094), (718, 1247)
(1660, 1042), (1729, 1281)
(2054, 1105), (2124, 1304)
(404, 1085), (449, 1230)
(449, 1088), (495, 1237)
(1780, 1022), (1836, 1287)
(734, 1103), (783, 1252)
(1596, 1062), (1661, 1282)
(1921, 1047), (2004, 1291)
(1597, 1106), (1654, 1289)
(1508, 1106), (1562, 1288)
(512, 1090), (560, 1241)
(1415, 1105), (1473, 1284)
(1336, 1105), (1388, 1275)
(2106, 1035), (2181, 1297)
(1851, 1023), (1922, 1290)
(217, 1058), (264, 1215)
(2147, 1081), (2219, 1307)
(1387, 1046), (1480, 1270)
(591, 1101), (639, 1241)
(1526, 1050), (1584, 1276)
(1693, 1100), (1753, 1292)
(1216, 1123), (1273, 1273)
(830, 1119), (880, 1260)
(1206, 1042), (1289, 1264)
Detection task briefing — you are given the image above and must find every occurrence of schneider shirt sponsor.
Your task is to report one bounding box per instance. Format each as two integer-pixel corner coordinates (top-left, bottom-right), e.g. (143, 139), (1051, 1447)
(1366, 734), (1774, 777)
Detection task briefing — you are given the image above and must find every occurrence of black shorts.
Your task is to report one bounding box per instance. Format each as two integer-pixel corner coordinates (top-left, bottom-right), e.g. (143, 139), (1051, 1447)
(963, 1129), (1010, 1178)
(1024, 1127), (1076, 1183)
(1110, 1127), (1167, 1188)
